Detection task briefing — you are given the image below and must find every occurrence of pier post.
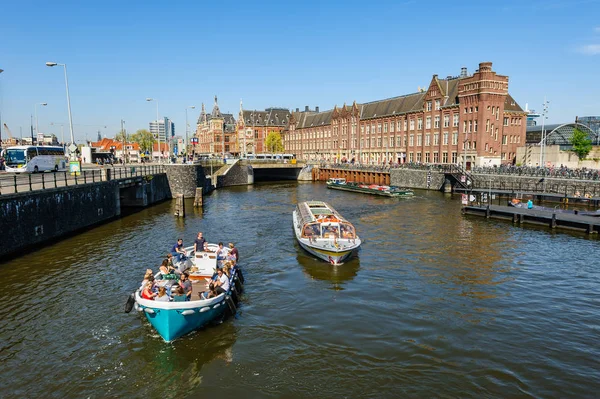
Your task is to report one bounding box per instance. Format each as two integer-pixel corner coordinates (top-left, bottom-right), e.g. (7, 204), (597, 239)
(485, 205), (490, 219)
(512, 213), (518, 223)
(519, 213), (524, 224)
(193, 188), (203, 207)
(174, 194), (185, 217)
(550, 213), (557, 229)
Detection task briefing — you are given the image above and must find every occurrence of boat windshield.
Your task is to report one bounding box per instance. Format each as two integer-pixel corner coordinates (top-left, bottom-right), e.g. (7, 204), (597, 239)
(340, 223), (356, 239)
(4, 149), (27, 165)
(302, 223), (320, 238)
(321, 224), (339, 238)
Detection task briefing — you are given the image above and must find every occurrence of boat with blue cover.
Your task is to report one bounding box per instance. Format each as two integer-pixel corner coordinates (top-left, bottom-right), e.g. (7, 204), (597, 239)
(131, 243), (243, 342)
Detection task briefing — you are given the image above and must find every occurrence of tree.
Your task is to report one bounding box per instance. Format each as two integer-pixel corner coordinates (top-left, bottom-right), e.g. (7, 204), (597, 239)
(115, 129), (126, 142)
(570, 127), (592, 161)
(264, 131), (284, 153)
(130, 129), (155, 153)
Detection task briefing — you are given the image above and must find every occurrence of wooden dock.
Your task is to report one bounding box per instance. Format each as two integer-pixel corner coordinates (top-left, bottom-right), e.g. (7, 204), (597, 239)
(462, 205), (600, 235)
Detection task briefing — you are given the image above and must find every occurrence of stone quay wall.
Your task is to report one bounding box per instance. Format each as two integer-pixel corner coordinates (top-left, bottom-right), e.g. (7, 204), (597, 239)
(0, 182), (120, 258)
(163, 165), (207, 198)
(390, 169), (446, 190)
(0, 174), (171, 259)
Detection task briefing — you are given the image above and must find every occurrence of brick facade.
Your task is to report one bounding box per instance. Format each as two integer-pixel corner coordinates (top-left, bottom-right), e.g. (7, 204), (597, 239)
(284, 62), (527, 167)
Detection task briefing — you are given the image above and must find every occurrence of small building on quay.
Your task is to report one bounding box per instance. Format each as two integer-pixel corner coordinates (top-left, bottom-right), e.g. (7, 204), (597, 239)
(284, 62), (528, 167)
(517, 122), (600, 168)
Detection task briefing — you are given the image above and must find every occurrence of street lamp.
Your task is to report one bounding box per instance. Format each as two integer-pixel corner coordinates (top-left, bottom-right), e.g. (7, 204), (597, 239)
(539, 98), (550, 168)
(185, 105), (196, 161)
(34, 102), (48, 138)
(45, 62), (75, 154)
(146, 98), (160, 163)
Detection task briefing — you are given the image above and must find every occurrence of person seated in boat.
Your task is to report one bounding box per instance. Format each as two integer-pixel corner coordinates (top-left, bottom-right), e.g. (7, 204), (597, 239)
(214, 268), (230, 295)
(179, 272), (192, 300)
(193, 232), (206, 254)
(171, 238), (187, 263)
(228, 242), (239, 262)
(216, 242), (227, 261)
(171, 286), (187, 302)
(155, 286), (170, 302)
(141, 281), (157, 300)
(199, 283), (218, 300)
(141, 270), (156, 290)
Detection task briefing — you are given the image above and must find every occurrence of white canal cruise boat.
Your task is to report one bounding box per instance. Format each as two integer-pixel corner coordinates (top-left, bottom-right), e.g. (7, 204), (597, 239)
(293, 201), (361, 265)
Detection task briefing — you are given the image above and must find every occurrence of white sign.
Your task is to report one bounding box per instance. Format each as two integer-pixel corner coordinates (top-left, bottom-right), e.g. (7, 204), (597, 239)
(462, 194), (468, 205)
(469, 195), (476, 202)
(69, 144), (77, 153)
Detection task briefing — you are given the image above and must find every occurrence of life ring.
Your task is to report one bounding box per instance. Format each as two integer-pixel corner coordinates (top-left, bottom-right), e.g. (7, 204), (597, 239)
(203, 253), (208, 259)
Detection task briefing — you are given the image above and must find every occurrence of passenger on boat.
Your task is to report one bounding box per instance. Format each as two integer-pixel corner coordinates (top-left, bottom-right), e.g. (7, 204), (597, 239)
(194, 232), (206, 253)
(214, 268), (230, 295)
(179, 272), (192, 300)
(228, 242), (239, 262)
(141, 282), (157, 300)
(155, 286), (170, 302)
(171, 286), (187, 302)
(216, 242), (227, 261)
(202, 242), (213, 252)
(199, 283), (218, 300)
(141, 271), (156, 290)
(171, 238), (187, 263)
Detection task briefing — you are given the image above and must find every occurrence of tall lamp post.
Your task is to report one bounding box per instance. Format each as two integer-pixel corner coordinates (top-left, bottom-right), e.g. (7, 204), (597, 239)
(45, 62), (75, 157)
(539, 98), (550, 168)
(146, 98), (160, 163)
(34, 102), (48, 139)
(185, 105), (196, 161)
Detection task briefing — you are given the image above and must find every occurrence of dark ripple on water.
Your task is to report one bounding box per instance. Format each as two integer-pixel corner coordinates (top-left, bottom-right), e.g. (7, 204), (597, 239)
(1, 184), (600, 398)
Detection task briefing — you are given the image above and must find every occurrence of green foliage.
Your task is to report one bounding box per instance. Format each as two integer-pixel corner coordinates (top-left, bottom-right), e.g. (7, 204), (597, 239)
(264, 131), (284, 153)
(115, 129), (126, 142)
(570, 128), (592, 161)
(130, 129), (155, 153)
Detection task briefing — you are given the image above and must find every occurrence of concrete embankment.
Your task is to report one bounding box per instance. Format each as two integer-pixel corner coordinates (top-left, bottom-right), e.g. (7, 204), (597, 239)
(0, 174), (171, 259)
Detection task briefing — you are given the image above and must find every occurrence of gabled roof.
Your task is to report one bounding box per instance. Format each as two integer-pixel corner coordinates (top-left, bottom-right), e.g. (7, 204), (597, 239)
(242, 108), (290, 127)
(359, 92), (426, 120)
(90, 138), (140, 151)
(504, 94), (524, 112)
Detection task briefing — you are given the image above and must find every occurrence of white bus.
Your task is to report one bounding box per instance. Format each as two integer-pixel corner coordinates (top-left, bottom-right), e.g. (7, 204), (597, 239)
(3, 145), (67, 173)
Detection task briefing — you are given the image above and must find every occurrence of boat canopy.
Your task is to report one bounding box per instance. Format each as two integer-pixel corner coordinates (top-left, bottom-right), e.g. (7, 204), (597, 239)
(296, 201), (356, 239)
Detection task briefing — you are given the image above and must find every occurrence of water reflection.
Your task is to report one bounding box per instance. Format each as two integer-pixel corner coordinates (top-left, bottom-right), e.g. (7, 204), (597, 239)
(296, 246), (360, 289)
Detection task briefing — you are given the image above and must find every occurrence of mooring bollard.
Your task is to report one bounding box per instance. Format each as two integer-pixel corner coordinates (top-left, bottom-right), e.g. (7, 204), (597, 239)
(174, 194), (185, 217)
(194, 187), (203, 207)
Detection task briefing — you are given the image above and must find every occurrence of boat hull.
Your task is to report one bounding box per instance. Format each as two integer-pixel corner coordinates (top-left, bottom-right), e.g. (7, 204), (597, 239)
(297, 239), (354, 264)
(327, 183), (413, 197)
(135, 293), (228, 342)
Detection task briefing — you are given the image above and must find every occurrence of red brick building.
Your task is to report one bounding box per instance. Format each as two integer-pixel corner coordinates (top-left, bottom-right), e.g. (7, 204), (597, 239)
(193, 96), (237, 157)
(237, 104), (291, 155)
(284, 62), (527, 167)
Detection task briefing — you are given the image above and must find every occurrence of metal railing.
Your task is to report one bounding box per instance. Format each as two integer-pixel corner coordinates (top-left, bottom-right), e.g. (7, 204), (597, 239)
(0, 165), (165, 195)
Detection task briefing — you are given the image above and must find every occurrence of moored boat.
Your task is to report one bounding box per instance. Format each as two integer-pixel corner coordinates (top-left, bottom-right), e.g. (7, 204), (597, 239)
(130, 243), (243, 342)
(293, 201), (361, 265)
(326, 178), (414, 197)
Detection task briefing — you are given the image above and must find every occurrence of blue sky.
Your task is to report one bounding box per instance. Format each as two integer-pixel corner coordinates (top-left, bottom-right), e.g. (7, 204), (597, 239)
(1, 0), (599, 143)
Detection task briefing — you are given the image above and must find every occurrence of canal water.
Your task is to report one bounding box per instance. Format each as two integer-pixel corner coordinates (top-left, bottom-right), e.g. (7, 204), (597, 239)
(1, 182), (599, 398)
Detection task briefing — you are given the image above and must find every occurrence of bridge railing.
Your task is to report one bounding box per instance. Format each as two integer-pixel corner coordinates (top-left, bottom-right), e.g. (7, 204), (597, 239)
(0, 165), (164, 195)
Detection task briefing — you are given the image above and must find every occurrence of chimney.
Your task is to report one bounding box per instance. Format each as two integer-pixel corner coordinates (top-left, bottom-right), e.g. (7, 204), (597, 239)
(315, 106), (320, 113)
(460, 67), (468, 78)
(296, 108), (299, 112)
(305, 106), (309, 112)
